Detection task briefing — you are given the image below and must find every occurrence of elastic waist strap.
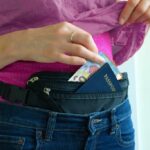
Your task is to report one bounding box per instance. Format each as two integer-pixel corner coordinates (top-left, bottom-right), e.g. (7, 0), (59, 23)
(27, 71), (129, 92)
(0, 81), (38, 104)
(0, 72), (129, 106)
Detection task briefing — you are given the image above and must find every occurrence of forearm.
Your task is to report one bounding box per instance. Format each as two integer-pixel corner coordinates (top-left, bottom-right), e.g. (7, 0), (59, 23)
(0, 34), (19, 70)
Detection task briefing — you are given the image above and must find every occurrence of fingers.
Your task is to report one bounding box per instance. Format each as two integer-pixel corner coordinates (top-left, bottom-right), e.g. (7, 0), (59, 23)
(119, 0), (140, 25)
(119, 0), (150, 25)
(136, 6), (150, 23)
(61, 43), (105, 64)
(70, 31), (99, 53)
(57, 53), (87, 65)
(56, 22), (104, 64)
(67, 23), (99, 53)
(46, 21), (104, 65)
(128, 0), (150, 24)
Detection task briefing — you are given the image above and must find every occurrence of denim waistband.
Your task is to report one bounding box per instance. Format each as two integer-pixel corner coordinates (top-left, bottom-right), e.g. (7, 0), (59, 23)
(0, 98), (131, 136)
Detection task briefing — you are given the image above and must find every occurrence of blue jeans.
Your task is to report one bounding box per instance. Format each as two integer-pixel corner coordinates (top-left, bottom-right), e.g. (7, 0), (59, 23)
(0, 72), (135, 150)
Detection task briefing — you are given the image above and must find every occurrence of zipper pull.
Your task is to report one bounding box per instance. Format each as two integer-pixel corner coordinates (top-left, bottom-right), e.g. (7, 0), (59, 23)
(43, 87), (51, 96)
(27, 76), (39, 85)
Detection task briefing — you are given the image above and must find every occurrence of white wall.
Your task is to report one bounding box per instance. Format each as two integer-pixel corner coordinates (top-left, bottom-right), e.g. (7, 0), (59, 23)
(119, 57), (138, 150)
(119, 30), (150, 150)
(134, 31), (150, 150)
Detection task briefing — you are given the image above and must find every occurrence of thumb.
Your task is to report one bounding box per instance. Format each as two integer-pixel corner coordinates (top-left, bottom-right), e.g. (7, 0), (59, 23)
(118, 0), (139, 25)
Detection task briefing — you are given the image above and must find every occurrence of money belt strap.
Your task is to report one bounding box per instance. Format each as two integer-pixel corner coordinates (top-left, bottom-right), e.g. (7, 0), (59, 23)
(0, 81), (38, 104)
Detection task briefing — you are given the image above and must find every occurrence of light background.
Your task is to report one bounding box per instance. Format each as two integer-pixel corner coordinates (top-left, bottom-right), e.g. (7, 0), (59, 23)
(119, 30), (150, 150)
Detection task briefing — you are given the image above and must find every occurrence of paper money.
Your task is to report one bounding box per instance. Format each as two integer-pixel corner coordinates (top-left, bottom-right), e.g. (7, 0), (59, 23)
(68, 51), (122, 82)
(68, 61), (102, 82)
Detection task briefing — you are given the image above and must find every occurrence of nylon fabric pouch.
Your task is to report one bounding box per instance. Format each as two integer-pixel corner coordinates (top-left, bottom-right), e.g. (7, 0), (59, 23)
(26, 71), (129, 114)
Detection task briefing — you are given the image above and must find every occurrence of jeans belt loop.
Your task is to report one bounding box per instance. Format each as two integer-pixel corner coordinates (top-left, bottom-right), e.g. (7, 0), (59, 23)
(110, 108), (118, 135)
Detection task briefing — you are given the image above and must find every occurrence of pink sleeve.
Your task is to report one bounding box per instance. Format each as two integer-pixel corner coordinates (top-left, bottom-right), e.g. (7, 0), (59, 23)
(71, 1), (149, 65)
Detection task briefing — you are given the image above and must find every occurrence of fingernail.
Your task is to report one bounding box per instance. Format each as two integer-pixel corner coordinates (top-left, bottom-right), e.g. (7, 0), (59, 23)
(101, 57), (105, 62)
(84, 60), (87, 64)
(82, 59), (87, 64)
(119, 18), (125, 25)
(98, 57), (105, 64)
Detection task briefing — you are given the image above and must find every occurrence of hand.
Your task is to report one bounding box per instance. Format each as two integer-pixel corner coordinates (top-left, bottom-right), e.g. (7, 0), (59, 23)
(118, 0), (150, 25)
(10, 22), (104, 65)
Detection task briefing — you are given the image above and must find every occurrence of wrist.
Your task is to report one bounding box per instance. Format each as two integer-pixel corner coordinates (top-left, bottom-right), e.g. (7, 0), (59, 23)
(0, 30), (27, 62)
(0, 34), (20, 69)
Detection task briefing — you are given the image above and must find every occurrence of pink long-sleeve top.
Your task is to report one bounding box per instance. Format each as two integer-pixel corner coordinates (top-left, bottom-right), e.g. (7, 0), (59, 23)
(0, 0), (148, 94)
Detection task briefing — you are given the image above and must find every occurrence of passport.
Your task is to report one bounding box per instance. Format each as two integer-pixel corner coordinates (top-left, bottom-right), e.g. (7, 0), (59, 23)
(75, 63), (122, 93)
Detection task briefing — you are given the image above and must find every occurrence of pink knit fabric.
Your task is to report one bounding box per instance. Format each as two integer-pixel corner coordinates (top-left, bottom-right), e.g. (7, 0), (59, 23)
(0, 32), (112, 96)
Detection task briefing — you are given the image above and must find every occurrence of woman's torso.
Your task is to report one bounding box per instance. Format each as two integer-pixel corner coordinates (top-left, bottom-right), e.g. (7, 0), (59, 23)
(0, 0), (114, 88)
